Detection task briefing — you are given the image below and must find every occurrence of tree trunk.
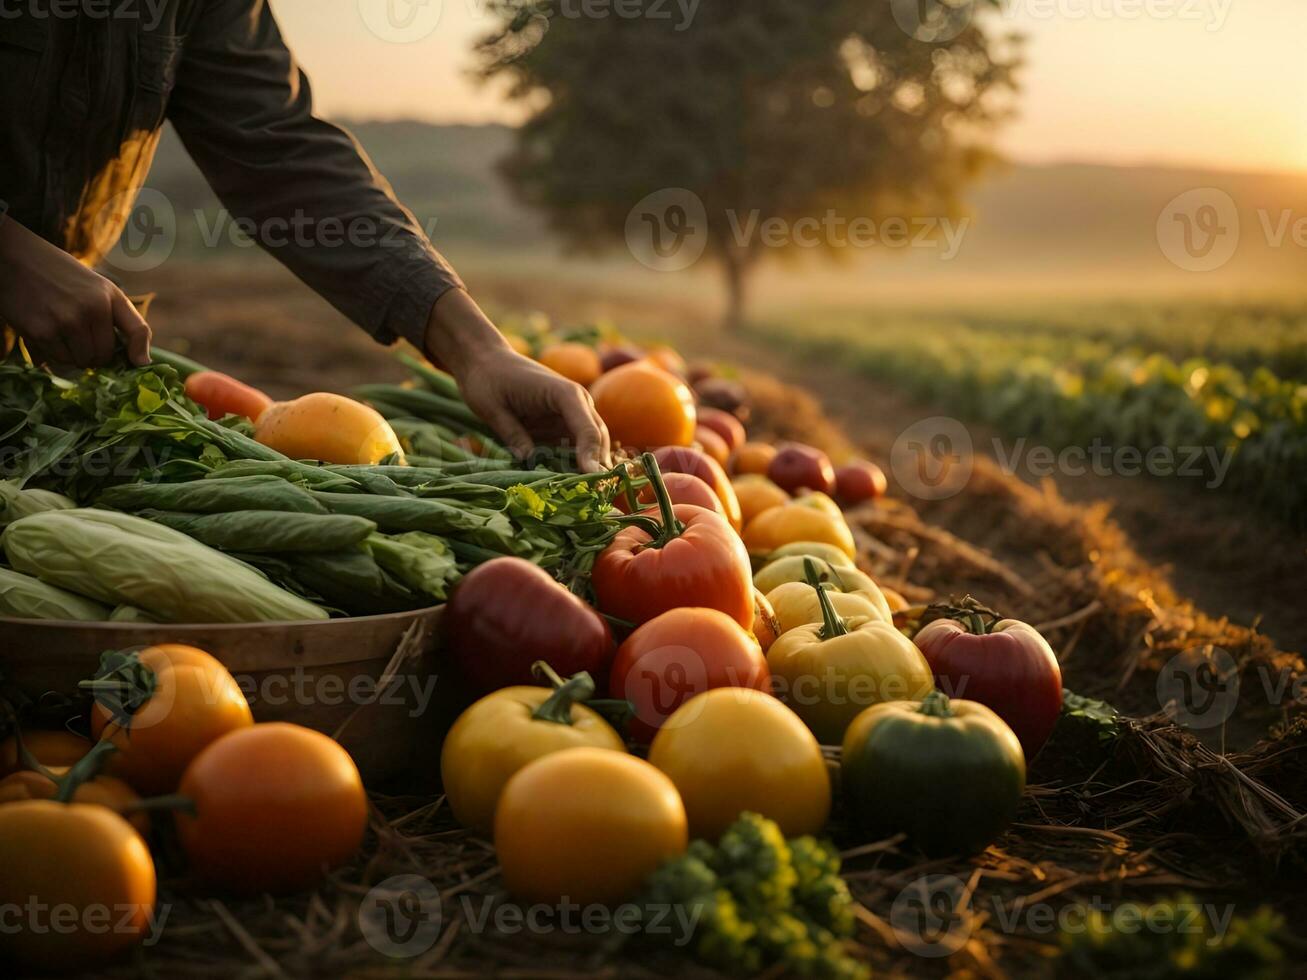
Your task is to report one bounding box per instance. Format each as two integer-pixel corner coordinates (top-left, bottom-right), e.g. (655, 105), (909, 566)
(721, 251), (750, 332)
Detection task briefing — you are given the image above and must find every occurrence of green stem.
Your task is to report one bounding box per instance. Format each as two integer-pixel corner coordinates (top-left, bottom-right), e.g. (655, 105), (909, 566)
(805, 558), (848, 640)
(530, 661), (595, 725)
(917, 689), (953, 718)
(54, 740), (117, 803)
(640, 452), (684, 547)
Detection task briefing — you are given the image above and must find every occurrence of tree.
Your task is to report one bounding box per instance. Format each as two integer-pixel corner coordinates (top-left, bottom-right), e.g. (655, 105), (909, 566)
(478, 0), (1020, 329)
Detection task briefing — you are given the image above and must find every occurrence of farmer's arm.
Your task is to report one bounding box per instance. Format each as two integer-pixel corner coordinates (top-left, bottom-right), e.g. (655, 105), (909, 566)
(167, 0), (609, 469)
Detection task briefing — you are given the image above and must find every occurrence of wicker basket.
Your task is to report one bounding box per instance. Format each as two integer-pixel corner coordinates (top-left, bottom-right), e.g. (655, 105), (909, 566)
(0, 606), (467, 789)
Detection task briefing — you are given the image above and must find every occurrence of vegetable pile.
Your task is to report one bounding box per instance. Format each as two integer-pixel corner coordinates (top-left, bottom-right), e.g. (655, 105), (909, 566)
(0, 347), (625, 621)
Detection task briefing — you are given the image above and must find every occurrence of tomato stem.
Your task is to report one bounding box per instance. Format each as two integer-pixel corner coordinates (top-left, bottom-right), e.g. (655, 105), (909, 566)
(53, 739), (117, 804)
(918, 689), (954, 718)
(120, 793), (196, 816)
(805, 558), (848, 640)
(641, 452), (685, 547)
(530, 661), (594, 726)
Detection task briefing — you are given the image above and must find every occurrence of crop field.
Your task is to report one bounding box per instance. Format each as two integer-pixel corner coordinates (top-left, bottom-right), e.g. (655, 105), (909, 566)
(745, 299), (1307, 524)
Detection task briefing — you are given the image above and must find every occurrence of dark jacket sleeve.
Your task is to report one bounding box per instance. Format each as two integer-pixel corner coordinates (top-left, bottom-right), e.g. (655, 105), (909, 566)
(166, 0), (463, 348)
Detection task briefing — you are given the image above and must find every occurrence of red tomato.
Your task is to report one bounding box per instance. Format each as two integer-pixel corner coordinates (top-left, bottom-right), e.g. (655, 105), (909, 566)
(593, 504), (753, 630)
(914, 616), (1063, 759)
(834, 460), (888, 505)
(768, 443), (835, 495)
(653, 445), (742, 532)
(609, 607), (770, 742)
(444, 557), (614, 692)
(694, 425), (731, 468)
(696, 406), (746, 453)
(184, 371), (273, 422)
(615, 471), (726, 519)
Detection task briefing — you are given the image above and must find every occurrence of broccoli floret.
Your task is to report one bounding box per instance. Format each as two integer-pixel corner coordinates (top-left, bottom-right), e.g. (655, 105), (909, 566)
(789, 835), (857, 938)
(639, 814), (866, 980)
(709, 811), (797, 915)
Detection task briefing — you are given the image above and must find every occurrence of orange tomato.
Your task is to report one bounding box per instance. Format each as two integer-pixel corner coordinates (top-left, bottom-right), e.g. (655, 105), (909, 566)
(89, 645), (253, 795)
(177, 723), (368, 894)
(0, 802), (155, 970)
(504, 333), (533, 356)
(731, 441), (777, 476)
(742, 502), (856, 559)
(495, 748), (687, 905)
(538, 342), (602, 386)
(645, 344), (688, 377)
(881, 585), (910, 613)
(0, 769), (148, 834)
(590, 362), (696, 449)
(732, 474), (790, 527)
(0, 729), (91, 776)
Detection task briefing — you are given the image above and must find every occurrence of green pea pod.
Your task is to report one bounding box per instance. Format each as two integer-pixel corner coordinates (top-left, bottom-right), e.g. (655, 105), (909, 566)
(137, 509), (378, 554)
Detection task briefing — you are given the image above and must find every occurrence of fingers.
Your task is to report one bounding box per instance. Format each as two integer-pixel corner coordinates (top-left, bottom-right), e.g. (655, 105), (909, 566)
(111, 289), (152, 365)
(558, 385), (612, 473)
(480, 403), (536, 462)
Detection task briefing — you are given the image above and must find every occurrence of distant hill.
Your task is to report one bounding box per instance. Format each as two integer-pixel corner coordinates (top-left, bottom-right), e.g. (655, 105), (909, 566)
(143, 120), (1307, 304)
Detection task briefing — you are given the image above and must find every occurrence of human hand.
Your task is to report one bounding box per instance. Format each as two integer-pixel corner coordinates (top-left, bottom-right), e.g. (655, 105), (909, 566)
(425, 289), (611, 472)
(0, 217), (151, 367)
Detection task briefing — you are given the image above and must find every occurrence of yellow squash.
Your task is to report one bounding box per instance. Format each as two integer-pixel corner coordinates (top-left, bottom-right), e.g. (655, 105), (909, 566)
(255, 392), (403, 465)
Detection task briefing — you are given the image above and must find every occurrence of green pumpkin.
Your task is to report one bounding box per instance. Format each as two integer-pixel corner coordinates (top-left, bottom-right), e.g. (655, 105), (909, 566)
(841, 690), (1025, 856)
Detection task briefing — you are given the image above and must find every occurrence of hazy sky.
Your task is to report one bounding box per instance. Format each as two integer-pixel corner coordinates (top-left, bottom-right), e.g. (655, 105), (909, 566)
(273, 0), (1306, 173)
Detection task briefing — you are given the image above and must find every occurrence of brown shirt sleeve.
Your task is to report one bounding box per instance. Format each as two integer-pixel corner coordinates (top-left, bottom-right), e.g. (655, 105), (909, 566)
(166, 0), (463, 349)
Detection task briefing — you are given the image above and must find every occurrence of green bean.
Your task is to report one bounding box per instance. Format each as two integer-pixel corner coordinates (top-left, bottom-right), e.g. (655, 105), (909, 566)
(100, 474), (327, 514)
(205, 459), (360, 491)
(139, 509), (377, 554)
(396, 351), (463, 401)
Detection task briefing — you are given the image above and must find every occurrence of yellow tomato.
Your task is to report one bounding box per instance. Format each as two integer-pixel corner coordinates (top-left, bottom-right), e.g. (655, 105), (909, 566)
(763, 541), (855, 569)
(0, 801), (155, 970)
(767, 594), (933, 744)
(731, 441), (777, 476)
(766, 581), (887, 634)
(732, 474), (790, 527)
(648, 688), (831, 840)
(495, 748), (687, 905)
(742, 503), (855, 559)
(753, 554), (880, 597)
(255, 392), (403, 465)
(441, 679), (626, 836)
(791, 491), (843, 520)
